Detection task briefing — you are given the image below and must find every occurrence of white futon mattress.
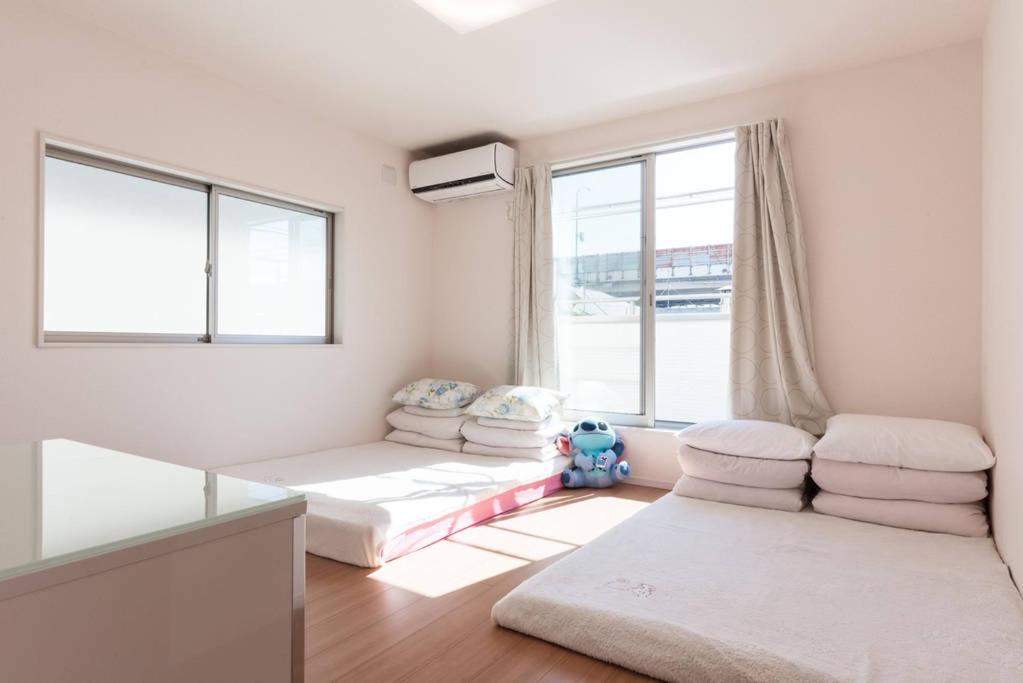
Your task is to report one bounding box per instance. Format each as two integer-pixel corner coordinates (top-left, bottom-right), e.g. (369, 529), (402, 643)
(492, 494), (1023, 682)
(217, 441), (567, 567)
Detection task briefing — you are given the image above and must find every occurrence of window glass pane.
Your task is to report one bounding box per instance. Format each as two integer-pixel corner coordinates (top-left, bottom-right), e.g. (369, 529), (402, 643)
(43, 157), (208, 334)
(216, 194), (328, 337)
(654, 140), (735, 422)
(553, 162), (643, 414)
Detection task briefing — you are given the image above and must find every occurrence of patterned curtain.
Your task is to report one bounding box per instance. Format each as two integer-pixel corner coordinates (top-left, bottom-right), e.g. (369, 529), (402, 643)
(512, 164), (559, 389)
(730, 119), (833, 434)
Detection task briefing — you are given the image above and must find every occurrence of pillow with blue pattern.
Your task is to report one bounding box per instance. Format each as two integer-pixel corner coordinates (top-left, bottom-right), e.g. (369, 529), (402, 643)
(392, 378), (480, 410)
(466, 385), (566, 422)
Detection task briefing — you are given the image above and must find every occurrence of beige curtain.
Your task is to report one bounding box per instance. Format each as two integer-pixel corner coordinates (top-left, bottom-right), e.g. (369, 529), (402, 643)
(730, 119), (832, 434)
(512, 164), (559, 388)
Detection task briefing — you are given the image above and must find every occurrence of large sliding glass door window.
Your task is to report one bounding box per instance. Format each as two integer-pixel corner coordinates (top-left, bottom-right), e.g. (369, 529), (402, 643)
(552, 133), (735, 426)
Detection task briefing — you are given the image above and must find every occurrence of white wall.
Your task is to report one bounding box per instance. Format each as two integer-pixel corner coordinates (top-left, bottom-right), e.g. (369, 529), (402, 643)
(982, 0), (1023, 583)
(0, 6), (992, 505)
(434, 43), (983, 486)
(431, 195), (515, 390)
(0, 7), (437, 469)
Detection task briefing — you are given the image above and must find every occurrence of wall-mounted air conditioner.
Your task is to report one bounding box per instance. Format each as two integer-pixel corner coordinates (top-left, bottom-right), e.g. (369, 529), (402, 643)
(409, 142), (515, 202)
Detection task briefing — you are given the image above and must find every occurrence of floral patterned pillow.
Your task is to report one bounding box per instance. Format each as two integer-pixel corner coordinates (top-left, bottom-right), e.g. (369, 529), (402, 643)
(392, 378), (480, 410)
(466, 385), (566, 422)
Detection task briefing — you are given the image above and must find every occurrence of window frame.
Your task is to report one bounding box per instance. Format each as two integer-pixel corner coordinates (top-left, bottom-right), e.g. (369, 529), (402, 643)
(208, 186), (334, 345)
(552, 153), (655, 428)
(552, 132), (735, 428)
(40, 141), (336, 346)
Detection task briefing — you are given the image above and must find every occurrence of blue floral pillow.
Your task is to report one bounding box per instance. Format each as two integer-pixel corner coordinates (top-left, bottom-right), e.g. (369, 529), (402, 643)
(392, 378), (480, 410)
(465, 385), (566, 422)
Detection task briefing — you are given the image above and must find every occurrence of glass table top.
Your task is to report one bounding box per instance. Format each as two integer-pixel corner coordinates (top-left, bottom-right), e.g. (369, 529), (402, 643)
(0, 439), (304, 581)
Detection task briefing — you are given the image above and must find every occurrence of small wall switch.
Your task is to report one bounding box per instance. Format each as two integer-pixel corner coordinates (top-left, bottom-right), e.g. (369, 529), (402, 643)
(381, 164), (397, 186)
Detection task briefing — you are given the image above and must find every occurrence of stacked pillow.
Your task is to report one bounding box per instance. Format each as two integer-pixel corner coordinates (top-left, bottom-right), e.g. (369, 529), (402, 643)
(674, 420), (817, 512)
(385, 378), (477, 452)
(460, 385), (564, 461)
(811, 414), (994, 536)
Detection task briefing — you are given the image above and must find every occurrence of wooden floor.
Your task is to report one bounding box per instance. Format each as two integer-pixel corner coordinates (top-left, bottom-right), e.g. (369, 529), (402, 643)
(304, 484), (665, 682)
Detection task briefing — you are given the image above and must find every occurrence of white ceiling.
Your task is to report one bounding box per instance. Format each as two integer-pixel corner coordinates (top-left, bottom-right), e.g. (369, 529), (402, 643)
(29, 0), (989, 151)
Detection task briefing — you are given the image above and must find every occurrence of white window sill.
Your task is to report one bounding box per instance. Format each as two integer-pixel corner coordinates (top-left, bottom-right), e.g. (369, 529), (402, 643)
(621, 423), (690, 434)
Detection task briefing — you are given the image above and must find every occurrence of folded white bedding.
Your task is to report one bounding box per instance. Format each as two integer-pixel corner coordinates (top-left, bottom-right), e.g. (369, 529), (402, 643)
(677, 445), (808, 489)
(812, 491), (989, 537)
(673, 474), (805, 512)
(462, 441), (561, 461)
(385, 430), (464, 452)
(385, 408), (470, 440)
(460, 418), (559, 448)
(477, 414), (561, 432)
(811, 457), (988, 503)
(402, 405), (465, 418)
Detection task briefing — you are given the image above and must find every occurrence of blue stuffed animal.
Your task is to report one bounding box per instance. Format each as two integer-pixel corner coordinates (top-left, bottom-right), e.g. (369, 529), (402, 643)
(561, 417), (631, 488)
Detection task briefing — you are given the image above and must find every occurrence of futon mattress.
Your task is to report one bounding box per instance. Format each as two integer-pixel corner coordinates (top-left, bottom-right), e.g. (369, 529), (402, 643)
(217, 441), (567, 567)
(492, 494), (1023, 682)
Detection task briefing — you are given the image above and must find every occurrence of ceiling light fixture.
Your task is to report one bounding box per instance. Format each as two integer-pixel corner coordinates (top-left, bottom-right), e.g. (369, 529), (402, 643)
(411, 0), (558, 34)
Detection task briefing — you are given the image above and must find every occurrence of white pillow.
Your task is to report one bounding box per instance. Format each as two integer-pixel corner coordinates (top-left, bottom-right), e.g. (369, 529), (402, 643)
(813, 413), (995, 472)
(392, 378), (479, 410)
(465, 385), (565, 422)
(676, 419), (816, 461)
(386, 409), (470, 440)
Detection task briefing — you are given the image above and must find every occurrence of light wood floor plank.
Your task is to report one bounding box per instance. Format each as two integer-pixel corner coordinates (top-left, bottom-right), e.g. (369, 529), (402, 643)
(306, 576), (495, 681)
(305, 584), (424, 657)
(399, 621), (524, 683)
(342, 573), (531, 682)
(305, 569), (396, 627)
(469, 632), (572, 682)
(305, 553), (338, 579)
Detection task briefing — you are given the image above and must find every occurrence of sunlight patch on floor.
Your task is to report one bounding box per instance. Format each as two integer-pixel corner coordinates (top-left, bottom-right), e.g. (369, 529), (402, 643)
(489, 494), (651, 545)
(368, 538), (527, 597)
(450, 524), (577, 561)
(367, 491), (654, 597)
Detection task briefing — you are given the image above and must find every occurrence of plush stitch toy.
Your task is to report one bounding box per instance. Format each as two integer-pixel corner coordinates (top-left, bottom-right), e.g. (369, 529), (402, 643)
(561, 417), (631, 489)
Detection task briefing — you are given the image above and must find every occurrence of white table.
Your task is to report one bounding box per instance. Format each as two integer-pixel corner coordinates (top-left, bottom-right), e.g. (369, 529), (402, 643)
(0, 439), (307, 683)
